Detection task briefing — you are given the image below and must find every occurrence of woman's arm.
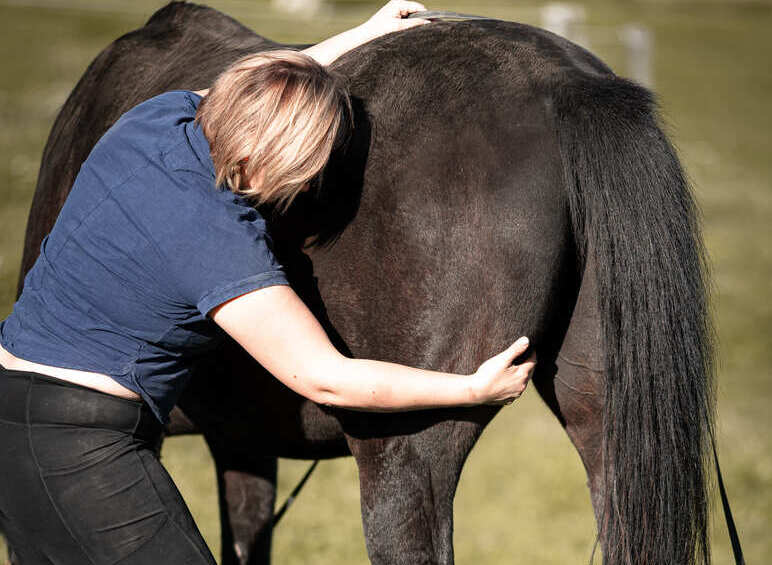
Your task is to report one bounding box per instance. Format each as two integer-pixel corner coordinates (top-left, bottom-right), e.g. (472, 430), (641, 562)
(211, 285), (535, 412)
(192, 2), (427, 98)
(302, 0), (429, 66)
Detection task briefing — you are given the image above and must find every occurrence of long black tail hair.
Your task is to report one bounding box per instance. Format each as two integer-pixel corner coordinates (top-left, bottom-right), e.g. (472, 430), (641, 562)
(551, 75), (715, 564)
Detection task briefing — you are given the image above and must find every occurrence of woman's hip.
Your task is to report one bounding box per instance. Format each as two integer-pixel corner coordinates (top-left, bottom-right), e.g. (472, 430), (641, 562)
(0, 367), (214, 564)
(0, 365), (157, 436)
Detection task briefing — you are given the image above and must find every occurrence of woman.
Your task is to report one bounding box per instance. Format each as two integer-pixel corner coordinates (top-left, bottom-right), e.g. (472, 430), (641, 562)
(0, 2), (535, 563)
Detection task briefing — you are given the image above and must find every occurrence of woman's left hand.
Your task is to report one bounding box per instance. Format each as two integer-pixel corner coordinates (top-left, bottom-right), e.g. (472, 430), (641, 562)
(360, 1), (430, 38)
(303, 0), (429, 66)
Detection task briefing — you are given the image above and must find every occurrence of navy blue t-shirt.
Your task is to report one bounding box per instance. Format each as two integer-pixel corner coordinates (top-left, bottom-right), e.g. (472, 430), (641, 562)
(0, 91), (289, 423)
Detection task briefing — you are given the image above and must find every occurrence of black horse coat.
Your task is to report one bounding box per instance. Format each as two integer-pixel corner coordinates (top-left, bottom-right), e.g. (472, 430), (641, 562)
(16, 4), (714, 565)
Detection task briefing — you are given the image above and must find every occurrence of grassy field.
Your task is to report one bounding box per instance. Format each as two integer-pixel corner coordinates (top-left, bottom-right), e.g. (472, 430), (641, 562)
(1, 0), (770, 563)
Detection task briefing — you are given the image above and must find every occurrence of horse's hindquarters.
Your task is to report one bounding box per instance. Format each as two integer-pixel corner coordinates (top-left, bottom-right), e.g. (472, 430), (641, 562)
(310, 27), (580, 562)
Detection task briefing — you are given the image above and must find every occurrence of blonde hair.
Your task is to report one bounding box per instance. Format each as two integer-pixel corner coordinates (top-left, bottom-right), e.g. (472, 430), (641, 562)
(196, 50), (352, 211)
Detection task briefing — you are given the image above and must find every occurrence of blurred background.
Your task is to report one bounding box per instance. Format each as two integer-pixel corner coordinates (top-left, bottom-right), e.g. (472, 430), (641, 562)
(0, 0), (769, 563)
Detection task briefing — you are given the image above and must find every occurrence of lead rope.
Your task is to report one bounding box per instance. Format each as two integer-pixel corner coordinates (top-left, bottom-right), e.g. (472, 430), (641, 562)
(711, 432), (745, 564)
(272, 459), (319, 526)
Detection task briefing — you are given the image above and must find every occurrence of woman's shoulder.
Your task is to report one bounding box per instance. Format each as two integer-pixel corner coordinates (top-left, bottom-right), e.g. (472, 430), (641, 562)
(82, 90), (210, 189)
(102, 90), (201, 147)
(125, 90), (202, 121)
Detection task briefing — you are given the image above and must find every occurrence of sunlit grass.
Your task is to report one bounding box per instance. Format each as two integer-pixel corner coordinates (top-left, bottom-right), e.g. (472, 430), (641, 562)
(1, 1), (770, 563)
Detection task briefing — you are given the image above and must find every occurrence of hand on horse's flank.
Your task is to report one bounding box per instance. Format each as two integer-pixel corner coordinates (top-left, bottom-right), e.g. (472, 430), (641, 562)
(473, 337), (536, 405)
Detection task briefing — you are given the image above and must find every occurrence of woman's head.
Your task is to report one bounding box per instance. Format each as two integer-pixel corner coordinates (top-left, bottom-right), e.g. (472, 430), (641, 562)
(196, 50), (353, 211)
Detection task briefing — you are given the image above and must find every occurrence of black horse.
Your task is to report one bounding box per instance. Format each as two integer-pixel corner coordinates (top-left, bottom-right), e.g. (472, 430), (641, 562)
(14, 3), (714, 565)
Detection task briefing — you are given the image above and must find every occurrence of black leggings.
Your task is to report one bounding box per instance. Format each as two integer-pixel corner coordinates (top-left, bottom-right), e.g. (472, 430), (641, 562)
(0, 366), (216, 565)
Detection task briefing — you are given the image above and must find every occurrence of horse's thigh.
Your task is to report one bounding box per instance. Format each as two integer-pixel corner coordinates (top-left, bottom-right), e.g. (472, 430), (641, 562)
(534, 253), (605, 519)
(534, 350), (604, 526)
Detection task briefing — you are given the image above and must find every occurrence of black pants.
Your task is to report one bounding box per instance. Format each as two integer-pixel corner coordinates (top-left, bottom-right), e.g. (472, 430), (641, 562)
(0, 366), (216, 565)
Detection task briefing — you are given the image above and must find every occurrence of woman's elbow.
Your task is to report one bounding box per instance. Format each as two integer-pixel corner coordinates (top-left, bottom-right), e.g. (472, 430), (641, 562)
(303, 376), (387, 411)
(307, 387), (345, 407)
(292, 357), (351, 407)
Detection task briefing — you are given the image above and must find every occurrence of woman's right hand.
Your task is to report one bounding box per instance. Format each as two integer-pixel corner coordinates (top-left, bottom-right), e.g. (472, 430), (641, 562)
(473, 337), (536, 405)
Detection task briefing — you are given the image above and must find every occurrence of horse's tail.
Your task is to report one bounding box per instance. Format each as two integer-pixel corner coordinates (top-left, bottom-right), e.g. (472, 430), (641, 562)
(550, 75), (715, 564)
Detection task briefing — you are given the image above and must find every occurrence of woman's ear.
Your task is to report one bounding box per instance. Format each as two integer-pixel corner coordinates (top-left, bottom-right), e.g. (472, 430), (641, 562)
(242, 164), (265, 192)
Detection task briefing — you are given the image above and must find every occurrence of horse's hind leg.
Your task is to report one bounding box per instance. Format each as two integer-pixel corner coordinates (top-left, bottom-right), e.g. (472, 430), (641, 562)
(344, 409), (497, 565)
(208, 445), (277, 565)
(532, 253), (606, 529)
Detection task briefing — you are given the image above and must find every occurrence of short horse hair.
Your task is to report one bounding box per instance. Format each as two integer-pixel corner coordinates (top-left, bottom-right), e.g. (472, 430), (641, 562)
(196, 49), (352, 211)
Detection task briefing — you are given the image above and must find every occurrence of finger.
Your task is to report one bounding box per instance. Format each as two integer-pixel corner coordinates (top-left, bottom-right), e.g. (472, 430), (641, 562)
(492, 396), (517, 406)
(518, 358), (537, 376)
(399, 1), (427, 14)
(523, 353), (538, 370)
(503, 336), (530, 362)
(397, 6), (426, 18)
(520, 353), (537, 367)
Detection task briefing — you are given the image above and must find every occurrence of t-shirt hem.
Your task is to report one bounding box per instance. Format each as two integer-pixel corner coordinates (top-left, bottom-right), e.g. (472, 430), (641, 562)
(123, 375), (168, 424)
(0, 338), (133, 380)
(197, 270), (290, 316)
(0, 337), (150, 413)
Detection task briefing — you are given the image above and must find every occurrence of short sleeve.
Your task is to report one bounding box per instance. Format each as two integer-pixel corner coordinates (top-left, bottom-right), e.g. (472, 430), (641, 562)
(144, 174), (290, 316)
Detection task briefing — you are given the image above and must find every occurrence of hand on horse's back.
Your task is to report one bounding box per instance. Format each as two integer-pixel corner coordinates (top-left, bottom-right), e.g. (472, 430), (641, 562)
(362, 0), (430, 34)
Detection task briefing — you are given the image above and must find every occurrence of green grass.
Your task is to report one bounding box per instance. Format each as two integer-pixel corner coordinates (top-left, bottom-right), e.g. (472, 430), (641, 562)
(1, 1), (770, 563)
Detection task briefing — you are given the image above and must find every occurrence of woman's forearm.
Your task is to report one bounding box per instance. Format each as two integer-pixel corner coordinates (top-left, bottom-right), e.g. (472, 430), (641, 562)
(302, 25), (380, 66)
(310, 357), (481, 411)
